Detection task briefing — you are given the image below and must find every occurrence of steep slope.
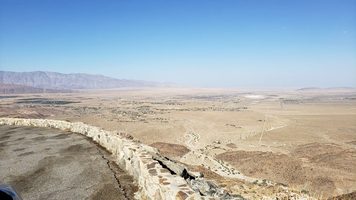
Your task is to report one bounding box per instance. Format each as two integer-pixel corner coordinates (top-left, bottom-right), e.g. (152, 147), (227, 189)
(0, 71), (160, 90)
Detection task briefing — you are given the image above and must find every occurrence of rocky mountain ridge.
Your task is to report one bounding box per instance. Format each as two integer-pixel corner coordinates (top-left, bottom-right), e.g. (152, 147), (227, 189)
(0, 71), (161, 90)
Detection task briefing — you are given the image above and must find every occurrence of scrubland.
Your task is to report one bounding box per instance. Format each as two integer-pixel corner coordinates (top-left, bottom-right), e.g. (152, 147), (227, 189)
(1, 88), (355, 199)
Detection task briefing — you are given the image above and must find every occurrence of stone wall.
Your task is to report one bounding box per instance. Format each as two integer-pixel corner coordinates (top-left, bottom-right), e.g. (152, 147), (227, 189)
(0, 118), (204, 200)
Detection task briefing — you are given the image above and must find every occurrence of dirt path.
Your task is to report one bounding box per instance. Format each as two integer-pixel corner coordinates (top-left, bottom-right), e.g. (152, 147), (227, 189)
(0, 125), (138, 200)
(178, 124), (258, 183)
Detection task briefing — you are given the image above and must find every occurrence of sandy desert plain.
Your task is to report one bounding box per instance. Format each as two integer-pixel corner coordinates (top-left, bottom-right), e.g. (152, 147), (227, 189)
(1, 87), (355, 199)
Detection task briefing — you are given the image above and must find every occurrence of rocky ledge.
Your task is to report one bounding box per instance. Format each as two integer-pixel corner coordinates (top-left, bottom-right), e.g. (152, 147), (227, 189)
(0, 117), (244, 200)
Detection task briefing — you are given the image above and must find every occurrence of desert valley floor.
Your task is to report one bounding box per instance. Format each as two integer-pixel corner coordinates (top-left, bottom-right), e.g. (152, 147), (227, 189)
(1, 88), (355, 199)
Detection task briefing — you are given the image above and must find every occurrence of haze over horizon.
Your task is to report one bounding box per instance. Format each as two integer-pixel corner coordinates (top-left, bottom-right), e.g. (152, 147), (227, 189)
(1, 0), (355, 88)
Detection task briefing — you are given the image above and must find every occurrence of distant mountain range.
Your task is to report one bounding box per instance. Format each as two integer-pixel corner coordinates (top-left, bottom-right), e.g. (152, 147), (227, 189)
(296, 87), (356, 92)
(0, 71), (162, 92)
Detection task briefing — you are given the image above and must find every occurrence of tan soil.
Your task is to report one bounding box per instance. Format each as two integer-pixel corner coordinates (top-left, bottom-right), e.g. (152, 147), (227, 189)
(1, 88), (355, 198)
(150, 142), (190, 159)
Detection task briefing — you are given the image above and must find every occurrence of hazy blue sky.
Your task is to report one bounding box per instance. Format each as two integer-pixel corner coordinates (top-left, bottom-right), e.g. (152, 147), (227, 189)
(1, 0), (355, 87)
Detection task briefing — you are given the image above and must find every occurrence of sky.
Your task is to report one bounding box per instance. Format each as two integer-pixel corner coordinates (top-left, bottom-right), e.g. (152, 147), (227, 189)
(0, 0), (355, 88)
